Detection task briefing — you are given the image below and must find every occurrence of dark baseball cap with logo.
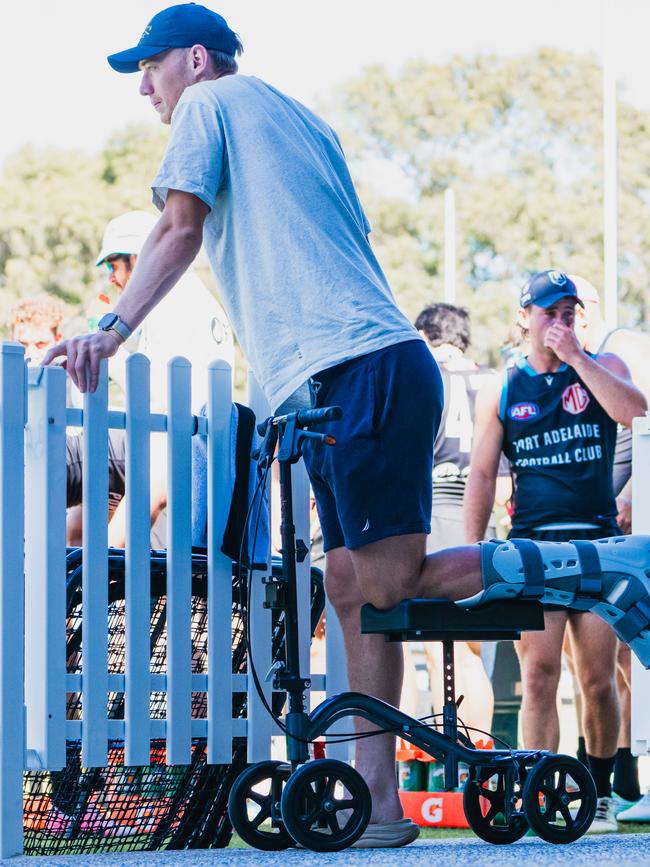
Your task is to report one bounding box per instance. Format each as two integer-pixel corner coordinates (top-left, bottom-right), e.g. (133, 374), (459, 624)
(520, 270), (584, 309)
(107, 3), (240, 74)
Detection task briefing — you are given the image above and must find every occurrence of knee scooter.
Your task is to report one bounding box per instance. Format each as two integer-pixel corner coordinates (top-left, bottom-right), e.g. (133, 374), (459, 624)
(228, 406), (597, 851)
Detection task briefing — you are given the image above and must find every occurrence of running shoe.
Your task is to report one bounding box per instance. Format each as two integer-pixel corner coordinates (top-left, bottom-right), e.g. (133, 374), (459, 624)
(586, 796), (619, 833)
(617, 791), (650, 822)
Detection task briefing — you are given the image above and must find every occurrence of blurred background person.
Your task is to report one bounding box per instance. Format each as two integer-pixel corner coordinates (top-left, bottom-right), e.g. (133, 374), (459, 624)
(465, 270), (646, 833)
(10, 295), (66, 363)
(67, 210), (235, 547)
(406, 302), (508, 733)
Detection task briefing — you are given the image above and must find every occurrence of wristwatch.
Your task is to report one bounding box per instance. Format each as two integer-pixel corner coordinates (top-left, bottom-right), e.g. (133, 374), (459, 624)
(98, 312), (132, 343)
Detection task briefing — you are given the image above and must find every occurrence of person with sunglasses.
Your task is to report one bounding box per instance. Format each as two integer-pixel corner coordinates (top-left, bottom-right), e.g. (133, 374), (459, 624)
(66, 209), (234, 549)
(95, 210), (233, 413)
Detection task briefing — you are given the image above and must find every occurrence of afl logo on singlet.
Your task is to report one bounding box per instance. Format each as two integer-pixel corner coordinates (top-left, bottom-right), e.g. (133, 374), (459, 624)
(562, 383), (590, 415)
(508, 402), (540, 421)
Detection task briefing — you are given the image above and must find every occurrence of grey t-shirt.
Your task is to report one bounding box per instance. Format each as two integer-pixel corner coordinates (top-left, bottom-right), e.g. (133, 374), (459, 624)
(152, 75), (418, 411)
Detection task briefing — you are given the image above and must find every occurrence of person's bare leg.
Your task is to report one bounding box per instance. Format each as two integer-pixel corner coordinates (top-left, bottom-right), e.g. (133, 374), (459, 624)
(617, 643), (632, 749)
(425, 642), (494, 734)
(568, 613), (620, 759)
(324, 546), (404, 823)
(515, 611), (567, 751)
(66, 504), (83, 547)
(352, 536), (482, 610)
(400, 645), (420, 719)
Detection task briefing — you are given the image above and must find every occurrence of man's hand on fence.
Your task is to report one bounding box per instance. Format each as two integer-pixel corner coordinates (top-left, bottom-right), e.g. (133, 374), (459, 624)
(42, 331), (122, 393)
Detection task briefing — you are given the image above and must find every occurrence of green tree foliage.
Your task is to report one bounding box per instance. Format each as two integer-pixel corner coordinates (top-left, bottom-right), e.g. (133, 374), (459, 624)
(1, 50), (649, 369)
(327, 48), (650, 362)
(0, 124), (167, 334)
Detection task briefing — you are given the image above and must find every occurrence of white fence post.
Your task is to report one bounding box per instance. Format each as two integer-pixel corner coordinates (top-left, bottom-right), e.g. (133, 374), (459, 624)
(324, 601), (352, 762)
(166, 357), (193, 764)
(124, 354), (152, 765)
(206, 361), (234, 763)
(246, 375), (274, 761)
(82, 361), (109, 767)
(631, 414), (650, 755)
(0, 343), (26, 858)
(24, 365), (67, 772)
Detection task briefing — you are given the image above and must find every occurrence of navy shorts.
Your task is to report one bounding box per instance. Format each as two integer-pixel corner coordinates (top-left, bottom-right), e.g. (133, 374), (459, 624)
(301, 339), (443, 552)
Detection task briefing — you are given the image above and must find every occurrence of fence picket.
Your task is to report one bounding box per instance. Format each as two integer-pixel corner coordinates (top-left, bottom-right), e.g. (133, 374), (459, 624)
(24, 365), (67, 772)
(206, 361), (234, 763)
(124, 354), (152, 765)
(166, 357), (193, 764)
(81, 361), (109, 767)
(0, 344), (26, 859)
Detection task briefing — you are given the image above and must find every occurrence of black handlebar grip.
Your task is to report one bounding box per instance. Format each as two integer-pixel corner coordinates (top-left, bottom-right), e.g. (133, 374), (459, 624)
(295, 405), (343, 426)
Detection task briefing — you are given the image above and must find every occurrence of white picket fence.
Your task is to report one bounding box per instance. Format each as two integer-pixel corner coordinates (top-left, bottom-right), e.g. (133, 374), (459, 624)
(0, 341), (347, 858)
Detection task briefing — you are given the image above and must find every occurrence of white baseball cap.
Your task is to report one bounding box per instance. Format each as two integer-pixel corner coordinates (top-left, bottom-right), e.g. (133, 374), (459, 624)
(96, 210), (159, 266)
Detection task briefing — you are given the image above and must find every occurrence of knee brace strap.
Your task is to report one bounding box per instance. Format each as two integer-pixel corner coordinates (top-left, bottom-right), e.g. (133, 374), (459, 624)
(507, 539), (545, 598)
(614, 597), (650, 643)
(573, 540), (603, 597)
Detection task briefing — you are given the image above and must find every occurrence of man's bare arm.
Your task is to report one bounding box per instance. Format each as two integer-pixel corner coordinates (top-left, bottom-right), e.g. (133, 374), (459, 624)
(571, 352), (647, 428)
(112, 190), (208, 334)
(464, 375), (505, 543)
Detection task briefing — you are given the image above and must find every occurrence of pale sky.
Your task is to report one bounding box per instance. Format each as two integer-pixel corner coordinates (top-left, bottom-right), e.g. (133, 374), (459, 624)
(2, 0), (648, 168)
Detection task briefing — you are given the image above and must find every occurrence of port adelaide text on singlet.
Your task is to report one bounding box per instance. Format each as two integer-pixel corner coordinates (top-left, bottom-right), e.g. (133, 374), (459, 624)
(512, 422), (603, 467)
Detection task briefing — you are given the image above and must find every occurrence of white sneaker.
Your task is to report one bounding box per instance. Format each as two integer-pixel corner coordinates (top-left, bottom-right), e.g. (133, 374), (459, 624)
(586, 797), (618, 833)
(617, 791), (650, 823)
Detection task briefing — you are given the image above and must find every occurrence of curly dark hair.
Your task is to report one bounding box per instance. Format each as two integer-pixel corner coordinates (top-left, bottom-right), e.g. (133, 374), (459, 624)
(414, 302), (471, 352)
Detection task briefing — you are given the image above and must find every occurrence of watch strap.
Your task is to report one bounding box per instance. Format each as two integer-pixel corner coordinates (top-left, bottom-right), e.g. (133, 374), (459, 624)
(109, 317), (132, 342)
(99, 313), (132, 342)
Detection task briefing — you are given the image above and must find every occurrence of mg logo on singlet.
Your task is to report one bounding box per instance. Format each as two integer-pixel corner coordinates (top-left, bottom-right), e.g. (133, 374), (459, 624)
(562, 383), (590, 415)
(508, 402), (539, 421)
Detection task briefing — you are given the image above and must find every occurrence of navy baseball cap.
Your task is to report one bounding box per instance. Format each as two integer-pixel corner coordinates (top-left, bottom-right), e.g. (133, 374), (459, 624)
(107, 3), (240, 73)
(520, 270), (584, 309)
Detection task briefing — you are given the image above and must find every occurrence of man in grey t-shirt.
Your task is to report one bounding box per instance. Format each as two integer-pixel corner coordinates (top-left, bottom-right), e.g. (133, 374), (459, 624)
(44, 3), (650, 849)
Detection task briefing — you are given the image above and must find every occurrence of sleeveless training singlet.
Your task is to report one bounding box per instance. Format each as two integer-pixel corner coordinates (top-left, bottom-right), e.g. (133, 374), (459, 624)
(500, 356), (618, 533)
(433, 364), (493, 504)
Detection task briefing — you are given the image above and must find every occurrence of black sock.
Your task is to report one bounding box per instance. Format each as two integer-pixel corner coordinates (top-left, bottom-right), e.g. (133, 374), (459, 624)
(577, 736), (587, 766)
(587, 754), (616, 799)
(613, 747), (641, 802)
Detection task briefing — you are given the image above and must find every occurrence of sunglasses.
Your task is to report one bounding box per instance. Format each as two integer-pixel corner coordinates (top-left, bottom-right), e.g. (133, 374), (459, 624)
(104, 255), (130, 273)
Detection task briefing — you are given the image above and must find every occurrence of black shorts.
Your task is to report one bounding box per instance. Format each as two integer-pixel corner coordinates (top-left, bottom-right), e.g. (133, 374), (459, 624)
(301, 339), (443, 552)
(66, 429), (126, 511)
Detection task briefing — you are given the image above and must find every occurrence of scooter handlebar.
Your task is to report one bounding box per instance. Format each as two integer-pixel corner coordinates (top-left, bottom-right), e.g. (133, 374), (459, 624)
(295, 405), (342, 426)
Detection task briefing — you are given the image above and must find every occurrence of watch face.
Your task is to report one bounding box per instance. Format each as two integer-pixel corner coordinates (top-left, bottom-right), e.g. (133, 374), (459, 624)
(98, 313), (118, 330)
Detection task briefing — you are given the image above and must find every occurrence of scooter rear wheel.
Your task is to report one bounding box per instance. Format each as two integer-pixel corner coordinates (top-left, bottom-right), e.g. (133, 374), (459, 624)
(280, 759), (371, 851)
(228, 760), (293, 850)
